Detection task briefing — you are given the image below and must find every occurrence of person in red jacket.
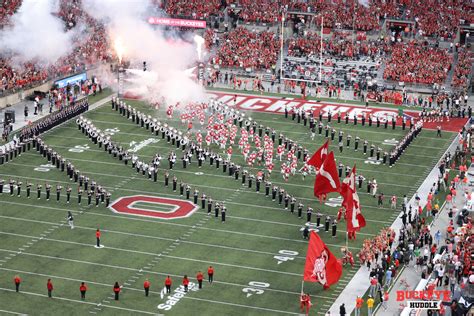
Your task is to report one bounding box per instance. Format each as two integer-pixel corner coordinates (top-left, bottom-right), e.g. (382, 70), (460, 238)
(207, 266), (214, 283)
(196, 271), (204, 289)
(143, 279), (150, 297)
(165, 276), (172, 294)
(79, 282), (87, 300)
(182, 275), (189, 292)
(14, 275), (21, 292)
(47, 279), (53, 298)
(113, 281), (121, 300)
(96, 229), (101, 248)
(300, 293), (312, 315)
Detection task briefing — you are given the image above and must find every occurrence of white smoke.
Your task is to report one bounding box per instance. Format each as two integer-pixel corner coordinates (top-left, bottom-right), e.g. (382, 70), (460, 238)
(358, 0), (370, 7)
(0, 0), (77, 64)
(82, 0), (207, 105)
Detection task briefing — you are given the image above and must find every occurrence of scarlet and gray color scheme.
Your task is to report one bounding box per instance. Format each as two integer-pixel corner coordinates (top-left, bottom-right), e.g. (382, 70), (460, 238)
(109, 195), (198, 219)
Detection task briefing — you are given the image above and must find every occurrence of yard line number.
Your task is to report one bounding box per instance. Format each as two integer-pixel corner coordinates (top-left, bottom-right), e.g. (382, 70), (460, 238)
(242, 281), (270, 298)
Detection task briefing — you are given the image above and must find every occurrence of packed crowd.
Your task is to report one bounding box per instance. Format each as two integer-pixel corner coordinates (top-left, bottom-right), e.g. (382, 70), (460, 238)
(0, 0), (21, 26)
(452, 48), (473, 90)
(287, 31), (391, 58)
(383, 42), (452, 85)
(402, 0), (473, 39)
(0, 0), (109, 96)
(231, 0), (283, 24)
(160, 0), (472, 38)
(164, 0), (223, 19)
(210, 27), (279, 70)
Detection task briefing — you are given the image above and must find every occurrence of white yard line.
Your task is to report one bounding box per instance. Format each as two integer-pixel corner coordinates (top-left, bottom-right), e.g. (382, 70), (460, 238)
(0, 248), (332, 300)
(0, 230), (345, 273)
(0, 169), (399, 215)
(0, 204), (359, 250)
(5, 158), (416, 207)
(28, 140), (425, 178)
(0, 287), (155, 315)
(0, 268), (301, 315)
(0, 309), (27, 315)
(45, 131), (434, 168)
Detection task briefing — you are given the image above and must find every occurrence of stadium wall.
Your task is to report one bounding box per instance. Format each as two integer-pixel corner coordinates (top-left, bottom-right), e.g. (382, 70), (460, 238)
(0, 68), (99, 109)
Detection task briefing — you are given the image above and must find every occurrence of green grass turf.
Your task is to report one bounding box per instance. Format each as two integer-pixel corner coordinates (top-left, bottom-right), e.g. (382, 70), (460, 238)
(0, 94), (455, 315)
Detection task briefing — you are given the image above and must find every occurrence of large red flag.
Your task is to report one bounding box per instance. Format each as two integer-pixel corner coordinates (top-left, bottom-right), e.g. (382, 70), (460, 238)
(313, 151), (341, 196)
(307, 140), (329, 169)
(303, 231), (342, 288)
(341, 166), (366, 232)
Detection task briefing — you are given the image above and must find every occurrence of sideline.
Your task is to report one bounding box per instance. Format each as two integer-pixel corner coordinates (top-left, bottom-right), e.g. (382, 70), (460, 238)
(327, 124), (461, 315)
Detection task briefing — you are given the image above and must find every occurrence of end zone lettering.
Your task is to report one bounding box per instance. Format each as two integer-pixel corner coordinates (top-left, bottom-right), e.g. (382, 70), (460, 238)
(158, 283), (198, 311)
(396, 290), (451, 301)
(407, 301), (440, 309)
(207, 92), (409, 123)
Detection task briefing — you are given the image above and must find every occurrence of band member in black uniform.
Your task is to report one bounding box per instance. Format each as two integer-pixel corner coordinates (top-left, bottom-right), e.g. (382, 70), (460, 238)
(207, 197), (213, 215)
(37, 184), (42, 199)
(87, 190), (92, 206)
(297, 202), (303, 218)
(66, 186), (72, 203)
(185, 185), (191, 199)
(316, 212), (322, 227)
(9, 179), (15, 196)
(306, 207), (313, 222)
(193, 189), (199, 204)
(45, 183), (51, 201)
(16, 181), (22, 197)
(106, 192), (111, 207)
(201, 193), (206, 209)
(26, 182), (32, 198)
(172, 176), (177, 192)
(221, 205), (226, 223)
(325, 216), (331, 232)
(56, 185), (62, 202)
(214, 202), (220, 218)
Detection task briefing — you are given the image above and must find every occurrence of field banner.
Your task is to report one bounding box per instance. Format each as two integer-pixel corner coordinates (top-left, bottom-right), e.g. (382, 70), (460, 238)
(148, 17), (206, 28)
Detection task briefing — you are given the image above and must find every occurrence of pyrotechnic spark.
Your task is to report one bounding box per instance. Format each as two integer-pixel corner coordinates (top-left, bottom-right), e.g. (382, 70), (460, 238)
(114, 37), (125, 64)
(193, 34), (205, 61)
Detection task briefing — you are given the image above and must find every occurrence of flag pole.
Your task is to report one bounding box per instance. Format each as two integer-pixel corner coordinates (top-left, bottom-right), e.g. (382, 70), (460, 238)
(301, 280), (304, 295)
(346, 231), (348, 249)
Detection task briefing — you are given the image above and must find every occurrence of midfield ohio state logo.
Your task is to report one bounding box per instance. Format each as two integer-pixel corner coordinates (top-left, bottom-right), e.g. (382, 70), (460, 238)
(109, 195), (198, 219)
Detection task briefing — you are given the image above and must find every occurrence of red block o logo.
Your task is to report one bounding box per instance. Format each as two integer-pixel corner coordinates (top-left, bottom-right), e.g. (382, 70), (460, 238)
(109, 195), (198, 219)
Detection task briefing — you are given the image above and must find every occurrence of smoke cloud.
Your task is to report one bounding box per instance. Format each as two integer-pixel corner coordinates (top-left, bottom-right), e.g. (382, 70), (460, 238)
(82, 0), (207, 105)
(0, 0), (76, 64)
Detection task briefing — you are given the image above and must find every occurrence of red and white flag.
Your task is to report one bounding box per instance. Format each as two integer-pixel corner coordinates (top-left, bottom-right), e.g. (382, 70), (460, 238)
(307, 140), (329, 169)
(341, 166), (366, 232)
(303, 231), (342, 288)
(313, 151), (340, 197)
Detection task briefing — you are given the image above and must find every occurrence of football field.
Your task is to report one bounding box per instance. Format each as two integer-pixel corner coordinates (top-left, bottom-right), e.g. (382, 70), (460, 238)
(0, 93), (457, 315)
